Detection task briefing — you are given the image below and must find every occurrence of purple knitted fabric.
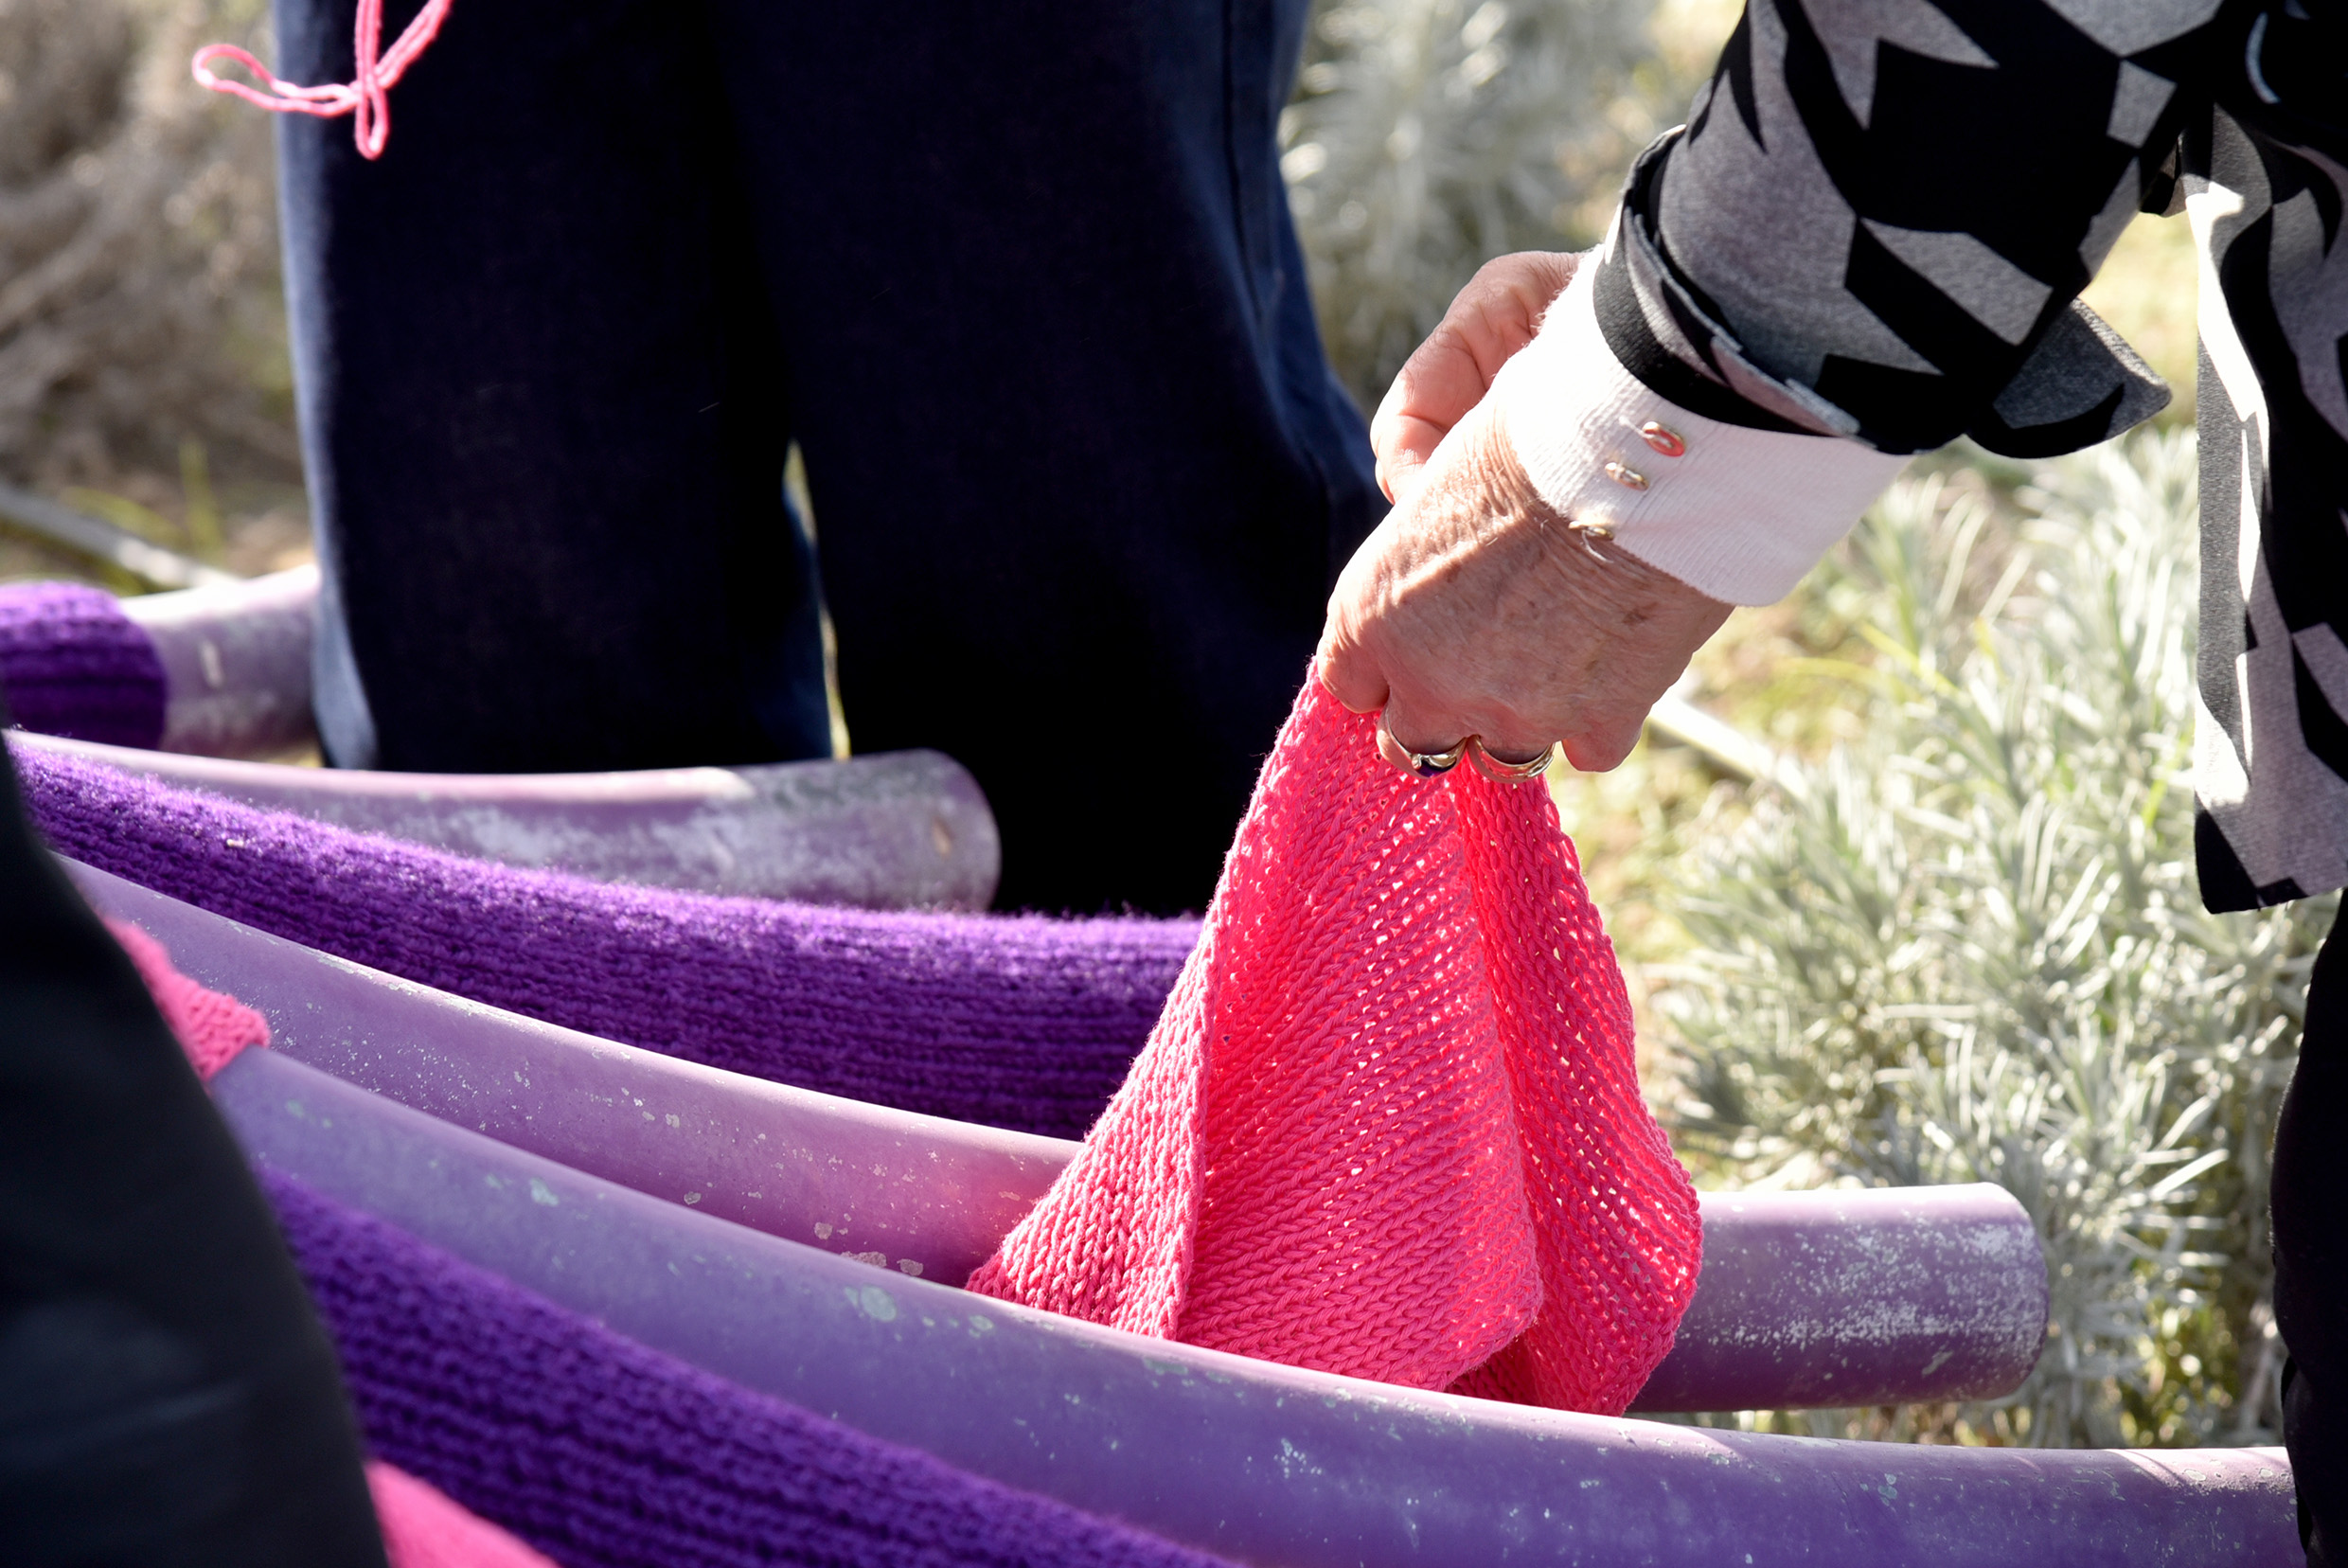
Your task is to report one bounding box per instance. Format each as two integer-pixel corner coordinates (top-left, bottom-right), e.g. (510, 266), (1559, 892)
(19, 747), (1191, 1136)
(264, 1171), (1236, 1568)
(0, 581), (167, 748)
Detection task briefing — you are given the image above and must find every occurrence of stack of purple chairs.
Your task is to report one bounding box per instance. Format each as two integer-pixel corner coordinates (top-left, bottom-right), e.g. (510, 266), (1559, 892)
(0, 576), (2305, 1566)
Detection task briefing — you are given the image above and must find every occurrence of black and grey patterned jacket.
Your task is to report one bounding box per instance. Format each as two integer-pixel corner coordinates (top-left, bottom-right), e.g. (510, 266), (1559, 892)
(1492, 0), (2347, 912)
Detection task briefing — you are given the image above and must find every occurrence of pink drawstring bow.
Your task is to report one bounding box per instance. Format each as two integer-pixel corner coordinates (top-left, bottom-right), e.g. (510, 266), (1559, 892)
(192, 0), (453, 160)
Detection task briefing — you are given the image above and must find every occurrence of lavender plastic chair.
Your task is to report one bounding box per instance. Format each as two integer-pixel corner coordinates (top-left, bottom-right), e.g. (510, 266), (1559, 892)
(21, 729), (1000, 909)
(75, 857), (2054, 1413)
(202, 1045), (2295, 1566)
(116, 564), (319, 757)
(4, 570), (1000, 908)
(54, 861), (2302, 1559)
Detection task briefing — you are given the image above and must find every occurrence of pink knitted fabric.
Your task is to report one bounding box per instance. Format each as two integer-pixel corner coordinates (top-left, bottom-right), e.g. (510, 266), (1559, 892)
(104, 918), (269, 1082)
(968, 675), (1701, 1414)
(367, 1460), (560, 1568)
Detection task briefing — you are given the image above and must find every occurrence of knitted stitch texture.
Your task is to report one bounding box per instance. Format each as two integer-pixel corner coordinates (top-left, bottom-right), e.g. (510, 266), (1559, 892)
(266, 1172), (1243, 1568)
(969, 677), (1702, 1414)
(367, 1462), (560, 1568)
(0, 581), (168, 748)
(104, 917), (270, 1080)
(18, 746), (1188, 1137)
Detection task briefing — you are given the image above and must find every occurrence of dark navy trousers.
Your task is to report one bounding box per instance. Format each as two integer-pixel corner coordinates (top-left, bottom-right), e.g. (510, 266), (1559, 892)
(271, 0), (1382, 914)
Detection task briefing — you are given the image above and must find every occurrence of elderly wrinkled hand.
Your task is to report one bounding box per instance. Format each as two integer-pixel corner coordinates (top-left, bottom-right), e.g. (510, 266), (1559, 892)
(1317, 251), (1731, 777)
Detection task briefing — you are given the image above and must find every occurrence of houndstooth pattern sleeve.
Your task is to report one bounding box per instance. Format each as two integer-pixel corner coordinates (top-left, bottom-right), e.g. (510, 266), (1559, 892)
(1595, 0), (2232, 456)
(1496, 1), (2219, 604)
(2180, 13), (2348, 911)
(1497, 0), (2348, 911)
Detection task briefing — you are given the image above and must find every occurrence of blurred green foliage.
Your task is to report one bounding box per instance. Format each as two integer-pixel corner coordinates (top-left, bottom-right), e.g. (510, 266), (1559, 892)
(1282, 0), (1683, 409)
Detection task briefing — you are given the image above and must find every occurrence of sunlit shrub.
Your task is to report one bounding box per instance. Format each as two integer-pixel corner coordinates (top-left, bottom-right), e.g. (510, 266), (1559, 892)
(1281, 0), (1666, 409)
(1659, 432), (2326, 1447)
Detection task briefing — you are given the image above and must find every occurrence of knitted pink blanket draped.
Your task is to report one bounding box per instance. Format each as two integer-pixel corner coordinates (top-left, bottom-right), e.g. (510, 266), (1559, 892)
(969, 675), (1700, 1413)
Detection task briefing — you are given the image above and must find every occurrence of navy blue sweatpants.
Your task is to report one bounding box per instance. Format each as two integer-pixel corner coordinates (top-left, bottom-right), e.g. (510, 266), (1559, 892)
(270, 0), (1382, 915)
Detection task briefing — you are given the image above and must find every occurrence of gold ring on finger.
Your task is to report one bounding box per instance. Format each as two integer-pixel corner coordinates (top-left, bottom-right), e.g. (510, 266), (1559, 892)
(1377, 720), (1468, 779)
(1468, 737), (1555, 784)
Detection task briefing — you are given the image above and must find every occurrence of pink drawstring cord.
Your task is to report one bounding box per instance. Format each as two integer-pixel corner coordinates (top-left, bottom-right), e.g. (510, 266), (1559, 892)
(191, 0), (453, 160)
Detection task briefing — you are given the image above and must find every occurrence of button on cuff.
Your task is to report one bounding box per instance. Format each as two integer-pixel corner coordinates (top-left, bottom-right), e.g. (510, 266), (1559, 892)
(1488, 255), (1911, 606)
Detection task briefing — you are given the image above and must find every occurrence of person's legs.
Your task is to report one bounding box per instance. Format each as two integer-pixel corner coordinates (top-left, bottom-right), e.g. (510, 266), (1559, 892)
(276, 0), (1377, 907)
(2276, 909), (2348, 1563)
(0, 718), (385, 1564)
(709, 0), (1381, 913)
(272, 0), (831, 774)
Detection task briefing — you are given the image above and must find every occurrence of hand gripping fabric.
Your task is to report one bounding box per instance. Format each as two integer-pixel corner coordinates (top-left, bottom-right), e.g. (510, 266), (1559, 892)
(969, 675), (1702, 1414)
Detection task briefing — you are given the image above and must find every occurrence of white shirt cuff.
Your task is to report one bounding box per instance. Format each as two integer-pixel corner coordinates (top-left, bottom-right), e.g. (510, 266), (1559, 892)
(1489, 258), (1911, 606)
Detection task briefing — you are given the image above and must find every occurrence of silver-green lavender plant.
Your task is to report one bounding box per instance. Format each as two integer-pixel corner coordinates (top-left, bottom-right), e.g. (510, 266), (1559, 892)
(1658, 431), (2330, 1447)
(1281, 0), (1661, 410)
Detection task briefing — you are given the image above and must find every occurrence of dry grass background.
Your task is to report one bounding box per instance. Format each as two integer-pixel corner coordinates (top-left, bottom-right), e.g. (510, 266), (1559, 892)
(0, 0), (307, 587)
